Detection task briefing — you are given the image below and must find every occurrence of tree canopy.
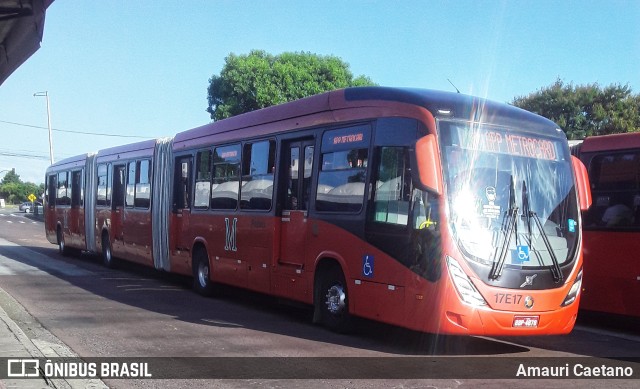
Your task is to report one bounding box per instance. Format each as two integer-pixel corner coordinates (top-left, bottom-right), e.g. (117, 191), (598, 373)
(512, 79), (640, 139)
(207, 50), (376, 121)
(1, 169), (20, 185)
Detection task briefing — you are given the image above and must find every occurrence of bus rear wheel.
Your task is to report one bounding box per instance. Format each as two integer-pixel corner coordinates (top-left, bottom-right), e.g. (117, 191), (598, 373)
(102, 234), (116, 268)
(315, 265), (352, 333)
(193, 248), (215, 297)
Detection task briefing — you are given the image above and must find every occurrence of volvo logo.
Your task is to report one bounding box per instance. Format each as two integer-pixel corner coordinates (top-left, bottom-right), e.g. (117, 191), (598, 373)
(524, 296), (534, 309)
(520, 274), (537, 288)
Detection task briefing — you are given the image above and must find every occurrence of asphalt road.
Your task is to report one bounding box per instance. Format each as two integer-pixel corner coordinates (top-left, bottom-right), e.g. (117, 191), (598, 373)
(0, 207), (638, 388)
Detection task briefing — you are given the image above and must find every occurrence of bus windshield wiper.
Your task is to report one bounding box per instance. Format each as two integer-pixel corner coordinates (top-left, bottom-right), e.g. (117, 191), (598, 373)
(522, 180), (563, 283)
(489, 176), (518, 280)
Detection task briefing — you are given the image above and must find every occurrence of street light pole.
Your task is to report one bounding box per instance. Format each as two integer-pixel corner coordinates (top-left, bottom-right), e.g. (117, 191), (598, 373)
(34, 91), (54, 164)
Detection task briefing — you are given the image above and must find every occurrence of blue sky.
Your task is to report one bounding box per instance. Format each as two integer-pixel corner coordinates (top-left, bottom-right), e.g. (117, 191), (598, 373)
(1, 0), (639, 184)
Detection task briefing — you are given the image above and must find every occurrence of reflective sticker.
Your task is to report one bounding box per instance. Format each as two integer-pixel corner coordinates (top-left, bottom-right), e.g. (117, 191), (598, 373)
(512, 245), (530, 264)
(568, 219), (576, 233)
(362, 255), (374, 278)
(482, 186), (501, 219)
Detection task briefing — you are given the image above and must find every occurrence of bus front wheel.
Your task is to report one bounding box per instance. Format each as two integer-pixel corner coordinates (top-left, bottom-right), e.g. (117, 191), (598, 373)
(314, 265), (352, 333)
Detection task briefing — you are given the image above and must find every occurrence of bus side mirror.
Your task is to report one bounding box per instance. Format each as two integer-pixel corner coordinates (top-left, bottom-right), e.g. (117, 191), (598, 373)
(414, 134), (443, 196)
(571, 156), (592, 211)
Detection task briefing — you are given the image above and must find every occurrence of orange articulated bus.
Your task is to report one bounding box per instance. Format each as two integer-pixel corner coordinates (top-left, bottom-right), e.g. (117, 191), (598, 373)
(45, 87), (591, 335)
(574, 133), (640, 319)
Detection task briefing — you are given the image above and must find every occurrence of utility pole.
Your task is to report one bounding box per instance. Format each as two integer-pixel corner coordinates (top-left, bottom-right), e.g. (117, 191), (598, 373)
(34, 91), (54, 164)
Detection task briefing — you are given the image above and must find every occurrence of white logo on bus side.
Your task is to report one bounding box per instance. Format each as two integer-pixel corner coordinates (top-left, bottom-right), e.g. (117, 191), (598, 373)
(225, 217), (238, 252)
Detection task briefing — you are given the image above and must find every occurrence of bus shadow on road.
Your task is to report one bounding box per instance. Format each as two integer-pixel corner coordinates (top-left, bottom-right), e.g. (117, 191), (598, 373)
(6, 245), (531, 356)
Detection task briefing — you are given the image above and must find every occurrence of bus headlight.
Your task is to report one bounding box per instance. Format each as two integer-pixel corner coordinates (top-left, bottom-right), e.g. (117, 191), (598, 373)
(446, 256), (487, 306)
(561, 267), (583, 307)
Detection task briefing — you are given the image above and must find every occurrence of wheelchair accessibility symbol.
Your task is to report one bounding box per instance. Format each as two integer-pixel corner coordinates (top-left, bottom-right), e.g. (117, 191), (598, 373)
(362, 255), (374, 278)
(512, 245), (530, 264)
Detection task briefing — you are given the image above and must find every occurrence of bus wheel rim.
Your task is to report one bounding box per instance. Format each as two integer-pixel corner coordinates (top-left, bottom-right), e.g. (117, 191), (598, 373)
(325, 284), (346, 315)
(198, 262), (209, 287)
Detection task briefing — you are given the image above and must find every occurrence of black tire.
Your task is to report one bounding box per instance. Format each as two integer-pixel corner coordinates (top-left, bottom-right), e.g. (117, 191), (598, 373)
(102, 234), (116, 268)
(57, 228), (70, 256)
(314, 265), (352, 333)
(193, 248), (215, 296)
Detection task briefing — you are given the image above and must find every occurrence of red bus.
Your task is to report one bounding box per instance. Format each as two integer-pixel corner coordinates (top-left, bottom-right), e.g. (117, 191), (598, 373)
(45, 87), (591, 335)
(575, 132), (640, 318)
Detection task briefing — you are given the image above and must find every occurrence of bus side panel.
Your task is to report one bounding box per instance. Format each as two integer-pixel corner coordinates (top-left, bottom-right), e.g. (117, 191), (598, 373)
(581, 230), (640, 317)
(44, 204), (57, 245)
(68, 205), (84, 249)
(122, 208), (153, 266)
(168, 210), (192, 276)
(238, 215), (274, 294)
(304, 219), (420, 326)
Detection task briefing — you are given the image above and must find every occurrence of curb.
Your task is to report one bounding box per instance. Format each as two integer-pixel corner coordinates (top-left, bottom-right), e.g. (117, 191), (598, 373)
(0, 286), (108, 389)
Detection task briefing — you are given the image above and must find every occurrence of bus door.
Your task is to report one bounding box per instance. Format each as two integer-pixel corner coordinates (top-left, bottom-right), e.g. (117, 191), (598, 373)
(172, 156), (192, 273)
(69, 170), (84, 248)
(111, 164), (126, 256)
(276, 139), (314, 296)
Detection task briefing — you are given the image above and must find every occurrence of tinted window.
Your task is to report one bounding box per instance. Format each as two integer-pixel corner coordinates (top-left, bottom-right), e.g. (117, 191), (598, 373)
(194, 150), (212, 209)
(316, 148), (368, 212)
(211, 144), (241, 210)
(135, 160), (151, 209)
(241, 140), (275, 210)
(584, 151), (640, 229)
(126, 161), (136, 208)
(56, 171), (69, 206)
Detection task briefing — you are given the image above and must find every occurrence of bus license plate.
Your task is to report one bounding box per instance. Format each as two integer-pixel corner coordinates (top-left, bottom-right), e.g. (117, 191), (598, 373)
(512, 315), (539, 328)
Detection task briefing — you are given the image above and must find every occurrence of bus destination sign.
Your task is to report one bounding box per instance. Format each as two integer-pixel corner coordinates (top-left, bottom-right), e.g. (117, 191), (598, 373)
(463, 130), (559, 161)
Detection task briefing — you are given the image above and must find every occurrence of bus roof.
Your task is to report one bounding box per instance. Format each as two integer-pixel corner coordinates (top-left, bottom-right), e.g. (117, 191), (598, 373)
(580, 132), (640, 153)
(174, 87), (563, 147)
(95, 139), (158, 161)
(46, 153), (91, 173)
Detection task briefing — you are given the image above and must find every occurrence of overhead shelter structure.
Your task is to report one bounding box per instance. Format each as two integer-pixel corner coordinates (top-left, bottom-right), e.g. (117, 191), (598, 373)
(0, 0), (53, 86)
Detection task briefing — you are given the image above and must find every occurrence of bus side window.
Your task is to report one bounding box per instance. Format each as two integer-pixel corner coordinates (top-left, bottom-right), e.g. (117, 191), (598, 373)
(194, 150), (212, 209)
(173, 157), (192, 211)
(71, 170), (83, 207)
(56, 171), (69, 206)
(97, 164), (108, 206)
(135, 160), (151, 209)
(371, 147), (411, 225)
(112, 165), (126, 208)
(47, 174), (56, 207)
(241, 140), (275, 210)
(211, 144), (241, 210)
(126, 161), (136, 208)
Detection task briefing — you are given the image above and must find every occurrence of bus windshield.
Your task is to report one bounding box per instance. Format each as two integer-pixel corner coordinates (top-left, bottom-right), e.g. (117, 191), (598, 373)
(439, 120), (579, 272)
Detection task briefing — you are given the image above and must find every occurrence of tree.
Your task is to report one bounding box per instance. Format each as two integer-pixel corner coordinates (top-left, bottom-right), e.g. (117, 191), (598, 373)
(207, 50), (376, 121)
(512, 79), (640, 139)
(1, 169), (20, 185)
